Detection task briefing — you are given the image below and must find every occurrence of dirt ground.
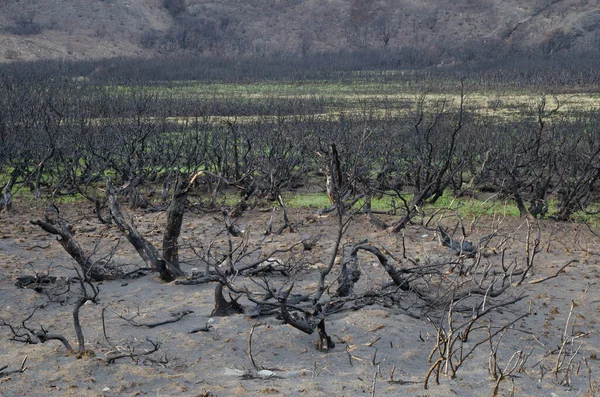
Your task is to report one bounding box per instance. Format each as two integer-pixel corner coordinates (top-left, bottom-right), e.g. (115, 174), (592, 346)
(1, 198), (600, 397)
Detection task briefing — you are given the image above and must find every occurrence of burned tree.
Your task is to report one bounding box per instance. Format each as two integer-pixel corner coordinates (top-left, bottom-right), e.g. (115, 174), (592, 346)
(107, 173), (203, 282)
(1, 265), (100, 356)
(390, 87), (469, 232)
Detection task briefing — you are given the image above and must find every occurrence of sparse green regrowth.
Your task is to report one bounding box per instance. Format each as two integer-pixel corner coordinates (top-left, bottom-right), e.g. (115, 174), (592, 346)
(2, 56), (600, 226)
(286, 192), (332, 209)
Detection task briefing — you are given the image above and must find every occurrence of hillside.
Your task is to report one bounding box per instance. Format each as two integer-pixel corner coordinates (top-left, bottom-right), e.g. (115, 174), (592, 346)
(1, 0), (599, 63)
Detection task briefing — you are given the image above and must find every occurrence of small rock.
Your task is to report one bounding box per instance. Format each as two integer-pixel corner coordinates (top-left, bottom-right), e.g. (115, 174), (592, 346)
(258, 369), (276, 378)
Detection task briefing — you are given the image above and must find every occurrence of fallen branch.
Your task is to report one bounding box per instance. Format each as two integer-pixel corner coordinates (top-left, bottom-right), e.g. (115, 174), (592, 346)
(437, 226), (477, 257)
(351, 244), (410, 291)
(104, 339), (161, 364)
(248, 323), (260, 370)
(528, 260), (578, 285)
(176, 273), (223, 285)
(118, 310), (193, 328)
(0, 356), (28, 377)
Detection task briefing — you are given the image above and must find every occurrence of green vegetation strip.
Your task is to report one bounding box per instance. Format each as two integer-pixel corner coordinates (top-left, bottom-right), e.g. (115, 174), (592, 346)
(10, 188), (598, 225)
(114, 80), (600, 121)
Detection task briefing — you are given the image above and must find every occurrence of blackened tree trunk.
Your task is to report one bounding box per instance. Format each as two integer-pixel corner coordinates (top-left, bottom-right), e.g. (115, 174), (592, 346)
(108, 172), (201, 282)
(108, 189), (180, 282)
(162, 177), (188, 278)
(1, 169), (19, 211)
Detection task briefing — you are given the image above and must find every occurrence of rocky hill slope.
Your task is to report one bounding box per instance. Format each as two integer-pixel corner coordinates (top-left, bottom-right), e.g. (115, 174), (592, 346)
(1, 0), (599, 63)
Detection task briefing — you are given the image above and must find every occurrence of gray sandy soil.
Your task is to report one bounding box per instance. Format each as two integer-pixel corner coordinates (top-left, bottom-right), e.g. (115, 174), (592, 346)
(1, 201), (599, 396)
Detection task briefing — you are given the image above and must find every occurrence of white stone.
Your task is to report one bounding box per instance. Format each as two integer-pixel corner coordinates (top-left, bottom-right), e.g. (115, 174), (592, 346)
(257, 369), (276, 378)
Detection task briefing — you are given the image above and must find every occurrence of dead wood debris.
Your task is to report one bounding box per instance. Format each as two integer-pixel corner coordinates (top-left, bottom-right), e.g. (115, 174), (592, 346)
(0, 356), (28, 378)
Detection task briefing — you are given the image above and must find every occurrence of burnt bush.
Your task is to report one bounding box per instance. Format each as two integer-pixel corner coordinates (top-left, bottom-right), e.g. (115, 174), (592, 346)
(4, 14), (42, 36)
(163, 0), (186, 17)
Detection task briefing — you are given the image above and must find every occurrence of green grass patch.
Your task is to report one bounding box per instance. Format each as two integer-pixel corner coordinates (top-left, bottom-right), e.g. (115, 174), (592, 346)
(284, 192), (400, 210)
(453, 198), (522, 218)
(423, 191), (522, 219)
(52, 193), (86, 204)
(281, 190), (523, 219)
(124, 80), (600, 117)
(11, 190), (86, 205)
(286, 192), (332, 209)
(570, 204), (600, 226)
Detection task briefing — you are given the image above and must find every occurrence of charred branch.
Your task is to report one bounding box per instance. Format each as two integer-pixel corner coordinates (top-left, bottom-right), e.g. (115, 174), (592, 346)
(279, 284), (323, 335)
(162, 175), (192, 279)
(108, 185), (182, 282)
(222, 208), (243, 237)
(335, 245), (361, 297)
(0, 356), (28, 378)
(302, 233), (322, 251)
(104, 339), (161, 364)
(175, 273), (223, 285)
(276, 194), (294, 234)
(317, 319), (335, 351)
(437, 226), (477, 257)
(118, 310), (193, 328)
(1, 273), (97, 357)
(108, 188), (162, 269)
(30, 210), (120, 281)
(337, 244), (411, 295)
(211, 283), (244, 316)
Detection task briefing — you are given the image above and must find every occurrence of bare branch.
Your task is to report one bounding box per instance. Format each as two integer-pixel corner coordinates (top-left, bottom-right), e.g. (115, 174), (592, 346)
(528, 260), (578, 285)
